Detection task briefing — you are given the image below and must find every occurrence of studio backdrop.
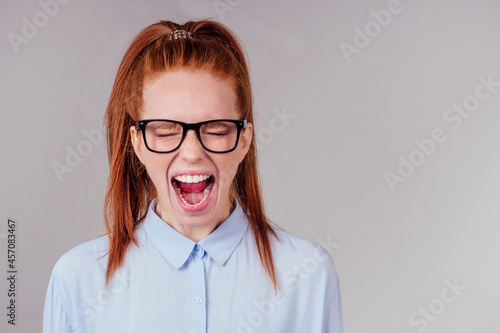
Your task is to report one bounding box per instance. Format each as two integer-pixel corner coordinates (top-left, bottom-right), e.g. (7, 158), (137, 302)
(1, 0), (499, 332)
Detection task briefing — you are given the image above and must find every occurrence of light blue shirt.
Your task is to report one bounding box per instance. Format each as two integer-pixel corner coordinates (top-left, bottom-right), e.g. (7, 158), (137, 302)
(44, 199), (343, 332)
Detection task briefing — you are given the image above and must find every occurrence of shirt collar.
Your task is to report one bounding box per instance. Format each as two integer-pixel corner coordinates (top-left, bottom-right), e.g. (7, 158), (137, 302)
(144, 198), (249, 269)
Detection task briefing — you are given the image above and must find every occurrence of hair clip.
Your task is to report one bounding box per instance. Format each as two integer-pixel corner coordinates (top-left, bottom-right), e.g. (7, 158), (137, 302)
(166, 30), (194, 41)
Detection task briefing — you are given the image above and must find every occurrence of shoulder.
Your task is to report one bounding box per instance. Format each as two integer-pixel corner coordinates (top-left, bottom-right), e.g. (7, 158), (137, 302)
(59, 235), (109, 258)
(271, 227), (334, 261)
(270, 227), (339, 282)
(271, 227), (320, 251)
(51, 224), (148, 281)
(51, 235), (110, 282)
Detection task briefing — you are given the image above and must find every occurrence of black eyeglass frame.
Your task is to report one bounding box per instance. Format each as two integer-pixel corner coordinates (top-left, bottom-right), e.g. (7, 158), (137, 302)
(136, 119), (248, 154)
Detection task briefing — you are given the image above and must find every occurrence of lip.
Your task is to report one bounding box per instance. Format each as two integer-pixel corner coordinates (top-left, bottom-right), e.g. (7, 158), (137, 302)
(170, 170), (215, 213)
(171, 170), (215, 178)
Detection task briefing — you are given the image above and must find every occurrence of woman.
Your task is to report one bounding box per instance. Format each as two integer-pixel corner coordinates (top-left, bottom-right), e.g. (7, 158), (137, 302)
(44, 19), (343, 332)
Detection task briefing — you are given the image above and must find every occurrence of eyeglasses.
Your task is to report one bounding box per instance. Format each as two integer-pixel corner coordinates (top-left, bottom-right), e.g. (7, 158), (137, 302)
(136, 119), (247, 153)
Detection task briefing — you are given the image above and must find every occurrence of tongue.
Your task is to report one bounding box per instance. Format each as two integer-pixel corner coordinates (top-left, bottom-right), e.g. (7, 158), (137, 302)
(183, 191), (204, 205)
(177, 179), (209, 192)
(178, 179), (209, 205)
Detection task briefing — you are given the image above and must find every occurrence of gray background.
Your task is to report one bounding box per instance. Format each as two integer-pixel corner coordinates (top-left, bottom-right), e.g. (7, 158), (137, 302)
(1, 0), (499, 332)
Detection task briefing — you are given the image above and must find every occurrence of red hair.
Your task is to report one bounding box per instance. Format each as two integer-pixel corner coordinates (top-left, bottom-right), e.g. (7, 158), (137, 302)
(104, 20), (279, 290)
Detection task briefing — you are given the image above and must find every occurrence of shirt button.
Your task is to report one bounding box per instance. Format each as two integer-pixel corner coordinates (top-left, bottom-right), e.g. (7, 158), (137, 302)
(196, 297), (203, 304)
(193, 245), (205, 259)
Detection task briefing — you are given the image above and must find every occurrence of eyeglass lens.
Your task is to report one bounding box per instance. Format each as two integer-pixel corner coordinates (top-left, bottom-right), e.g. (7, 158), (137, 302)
(144, 120), (239, 153)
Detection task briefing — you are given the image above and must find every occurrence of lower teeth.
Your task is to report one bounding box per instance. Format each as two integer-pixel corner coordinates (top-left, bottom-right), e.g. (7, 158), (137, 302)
(175, 182), (212, 208)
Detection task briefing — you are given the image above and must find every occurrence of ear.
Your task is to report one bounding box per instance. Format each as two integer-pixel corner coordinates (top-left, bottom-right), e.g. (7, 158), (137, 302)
(130, 126), (146, 165)
(238, 122), (253, 164)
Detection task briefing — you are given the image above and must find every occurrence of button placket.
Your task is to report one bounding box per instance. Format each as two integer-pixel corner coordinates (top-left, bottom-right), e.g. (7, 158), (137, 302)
(189, 243), (207, 331)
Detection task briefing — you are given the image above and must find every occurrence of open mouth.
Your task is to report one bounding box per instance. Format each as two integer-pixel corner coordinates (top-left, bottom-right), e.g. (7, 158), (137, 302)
(171, 174), (214, 209)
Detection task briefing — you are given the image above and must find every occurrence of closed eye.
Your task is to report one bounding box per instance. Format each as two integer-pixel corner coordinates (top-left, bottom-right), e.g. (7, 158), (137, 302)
(155, 132), (181, 138)
(205, 131), (228, 136)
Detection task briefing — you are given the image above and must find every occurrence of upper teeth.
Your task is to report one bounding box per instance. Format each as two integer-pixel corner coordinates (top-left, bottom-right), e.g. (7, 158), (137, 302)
(174, 175), (211, 183)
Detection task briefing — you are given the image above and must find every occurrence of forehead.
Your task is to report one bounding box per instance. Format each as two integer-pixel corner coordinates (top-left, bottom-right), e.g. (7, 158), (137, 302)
(141, 70), (238, 122)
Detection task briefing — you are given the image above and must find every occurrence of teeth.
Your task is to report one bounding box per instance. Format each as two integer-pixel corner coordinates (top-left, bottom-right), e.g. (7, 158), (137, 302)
(177, 181), (213, 208)
(173, 174), (211, 183)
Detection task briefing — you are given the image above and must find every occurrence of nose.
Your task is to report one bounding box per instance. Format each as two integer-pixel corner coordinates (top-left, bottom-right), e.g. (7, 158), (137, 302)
(178, 130), (205, 162)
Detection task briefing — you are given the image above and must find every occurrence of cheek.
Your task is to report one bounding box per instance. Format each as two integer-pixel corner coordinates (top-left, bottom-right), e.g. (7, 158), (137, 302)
(142, 155), (171, 187)
(215, 155), (240, 190)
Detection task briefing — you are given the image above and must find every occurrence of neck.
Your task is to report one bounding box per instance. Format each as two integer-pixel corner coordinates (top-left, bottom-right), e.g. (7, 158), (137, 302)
(155, 198), (236, 242)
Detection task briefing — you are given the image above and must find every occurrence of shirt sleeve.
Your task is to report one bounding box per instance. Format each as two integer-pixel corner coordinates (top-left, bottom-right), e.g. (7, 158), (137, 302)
(43, 266), (76, 333)
(310, 243), (344, 333)
(324, 273), (344, 332)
